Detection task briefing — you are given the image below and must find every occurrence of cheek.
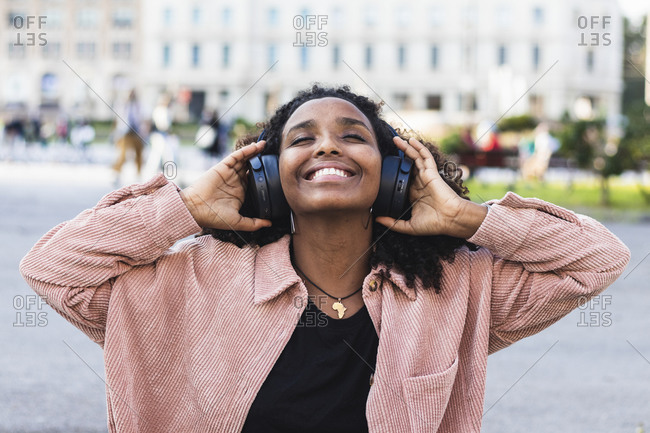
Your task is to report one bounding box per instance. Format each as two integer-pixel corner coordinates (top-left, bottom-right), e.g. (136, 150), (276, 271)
(278, 152), (299, 191)
(366, 151), (383, 185)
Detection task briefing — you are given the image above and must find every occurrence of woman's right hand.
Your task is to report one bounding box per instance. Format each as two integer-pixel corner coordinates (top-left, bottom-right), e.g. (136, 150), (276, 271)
(180, 140), (272, 231)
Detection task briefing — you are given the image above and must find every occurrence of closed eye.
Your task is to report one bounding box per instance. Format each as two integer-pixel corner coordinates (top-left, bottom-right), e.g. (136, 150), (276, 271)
(344, 134), (365, 142)
(290, 136), (313, 146)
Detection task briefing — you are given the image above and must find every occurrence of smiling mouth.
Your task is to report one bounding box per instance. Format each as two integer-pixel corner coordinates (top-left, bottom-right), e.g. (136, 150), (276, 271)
(307, 167), (353, 181)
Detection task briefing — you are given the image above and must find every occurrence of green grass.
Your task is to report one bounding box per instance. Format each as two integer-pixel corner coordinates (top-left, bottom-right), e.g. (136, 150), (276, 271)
(464, 179), (650, 221)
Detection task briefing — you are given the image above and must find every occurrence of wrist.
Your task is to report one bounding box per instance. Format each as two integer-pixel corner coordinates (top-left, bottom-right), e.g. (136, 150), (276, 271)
(179, 189), (202, 226)
(449, 200), (488, 239)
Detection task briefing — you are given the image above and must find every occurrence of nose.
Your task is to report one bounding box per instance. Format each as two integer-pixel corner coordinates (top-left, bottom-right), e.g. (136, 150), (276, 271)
(314, 134), (341, 156)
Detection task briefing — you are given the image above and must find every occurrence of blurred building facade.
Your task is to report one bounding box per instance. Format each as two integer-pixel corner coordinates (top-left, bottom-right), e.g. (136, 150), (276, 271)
(1, 0), (142, 121)
(2, 0), (624, 133)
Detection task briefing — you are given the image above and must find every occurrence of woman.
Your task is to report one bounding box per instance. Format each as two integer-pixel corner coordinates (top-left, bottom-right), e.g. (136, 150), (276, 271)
(20, 85), (630, 432)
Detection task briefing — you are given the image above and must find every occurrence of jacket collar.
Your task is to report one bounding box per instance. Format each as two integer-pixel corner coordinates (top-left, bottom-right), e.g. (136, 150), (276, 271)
(253, 235), (417, 304)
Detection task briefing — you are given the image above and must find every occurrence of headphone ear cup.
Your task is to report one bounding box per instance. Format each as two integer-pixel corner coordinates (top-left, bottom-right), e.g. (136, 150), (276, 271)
(373, 156), (399, 218)
(241, 155), (269, 218)
(373, 155), (413, 219)
(242, 154), (290, 220)
(260, 154), (290, 219)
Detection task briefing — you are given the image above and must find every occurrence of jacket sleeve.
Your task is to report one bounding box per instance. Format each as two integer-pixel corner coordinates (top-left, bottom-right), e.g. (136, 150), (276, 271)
(466, 192), (630, 354)
(18, 174), (201, 345)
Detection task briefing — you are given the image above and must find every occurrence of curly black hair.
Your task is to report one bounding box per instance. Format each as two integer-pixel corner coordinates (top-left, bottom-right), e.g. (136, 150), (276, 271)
(200, 84), (477, 292)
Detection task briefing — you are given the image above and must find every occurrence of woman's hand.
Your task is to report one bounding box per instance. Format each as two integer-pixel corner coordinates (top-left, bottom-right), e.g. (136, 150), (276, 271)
(374, 137), (488, 239)
(180, 141), (272, 231)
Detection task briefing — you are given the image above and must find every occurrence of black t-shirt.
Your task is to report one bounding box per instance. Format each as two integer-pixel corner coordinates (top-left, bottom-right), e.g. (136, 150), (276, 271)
(241, 297), (379, 433)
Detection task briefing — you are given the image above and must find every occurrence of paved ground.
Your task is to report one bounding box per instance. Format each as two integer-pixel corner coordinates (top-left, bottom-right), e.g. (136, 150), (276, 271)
(1, 154), (649, 432)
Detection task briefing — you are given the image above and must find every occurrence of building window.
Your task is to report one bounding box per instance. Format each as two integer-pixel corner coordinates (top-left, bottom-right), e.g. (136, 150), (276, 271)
(457, 93), (477, 111)
(77, 9), (98, 28)
(431, 44), (439, 69)
(76, 42), (96, 60)
(586, 50), (594, 72)
(396, 7), (410, 26)
(42, 10), (63, 29)
(462, 6), (477, 26)
(8, 11), (24, 26)
(426, 95), (442, 111)
(365, 45), (373, 69)
(192, 7), (201, 25)
(163, 7), (172, 26)
(364, 7), (377, 27)
(332, 8), (343, 28)
(394, 93), (410, 109)
(8, 42), (26, 59)
(42, 41), (61, 59)
(497, 44), (507, 66)
(300, 46), (308, 70)
(333, 44), (340, 69)
(268, 8), (278, 27)
(191, 44), (200, 67)
(533, 6), (544, 25)
(462, 44), (473, 70)
(532, 44), (540, 70)
(162, 43), (171, 67)
(495, 5), (511, 27)
(222, 44), (230, 68)
(112, 9), (133, 28)
(398, 44), (406, 69)
(268, 44), (276, 67)
(429, 6), (445, 27)
(222, 7), (232, 26)
(112, 42), (132, 60)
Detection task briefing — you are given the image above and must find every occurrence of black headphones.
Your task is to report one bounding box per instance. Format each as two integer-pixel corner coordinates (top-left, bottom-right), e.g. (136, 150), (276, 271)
(241, 121), (413, 220)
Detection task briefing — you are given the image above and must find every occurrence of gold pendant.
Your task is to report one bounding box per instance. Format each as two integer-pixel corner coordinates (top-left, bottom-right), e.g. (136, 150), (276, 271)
(332, 299), (347, 319)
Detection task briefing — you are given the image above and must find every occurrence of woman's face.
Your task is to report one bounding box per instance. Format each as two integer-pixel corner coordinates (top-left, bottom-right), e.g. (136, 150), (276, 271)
(278, 97), (382, 215)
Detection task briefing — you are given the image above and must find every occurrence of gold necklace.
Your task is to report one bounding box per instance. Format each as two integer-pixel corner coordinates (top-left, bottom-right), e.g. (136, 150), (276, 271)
(293, 262), (362, 319)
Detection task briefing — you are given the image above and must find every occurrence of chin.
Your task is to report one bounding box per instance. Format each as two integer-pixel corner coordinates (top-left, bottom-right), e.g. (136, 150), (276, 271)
(297, 199), (373, 215)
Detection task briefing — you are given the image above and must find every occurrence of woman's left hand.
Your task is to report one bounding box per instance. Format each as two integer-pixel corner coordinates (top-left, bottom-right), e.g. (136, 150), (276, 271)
(374, 136), (488, 239)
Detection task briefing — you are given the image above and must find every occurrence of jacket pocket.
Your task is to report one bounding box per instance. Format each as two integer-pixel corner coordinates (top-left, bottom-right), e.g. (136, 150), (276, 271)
(401, 357), (459, 433)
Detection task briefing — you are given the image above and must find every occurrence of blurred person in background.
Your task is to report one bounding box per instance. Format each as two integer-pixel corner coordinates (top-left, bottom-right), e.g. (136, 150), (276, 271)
(475, 120), (500, 152)
(195, 109), (226, 167)
(144, 93), (177, 179)
(69, 119), (96, 162)
(521, 123), (560, 182)
(112, 89), (144, 183)
(1, 116), (27, 160)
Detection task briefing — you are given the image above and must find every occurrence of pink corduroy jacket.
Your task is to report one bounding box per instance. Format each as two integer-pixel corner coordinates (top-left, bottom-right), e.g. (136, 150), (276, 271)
(20, 174), (630, 433)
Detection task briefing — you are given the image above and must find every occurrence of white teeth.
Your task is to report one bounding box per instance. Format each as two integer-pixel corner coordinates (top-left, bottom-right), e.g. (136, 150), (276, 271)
(311, 168), (350, 180)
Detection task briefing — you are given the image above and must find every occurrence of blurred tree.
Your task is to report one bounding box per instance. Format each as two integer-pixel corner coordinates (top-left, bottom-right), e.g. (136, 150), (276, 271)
(439, 131), (471, 155)
(558, 16), (648, 206)
(621, 16), (650, 203)
(497, 115), (538, 132)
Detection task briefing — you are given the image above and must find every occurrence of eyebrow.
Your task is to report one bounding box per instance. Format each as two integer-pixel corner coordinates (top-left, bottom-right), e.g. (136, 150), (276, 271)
(284, 117), (371, 137)
(336, 117), (372, 133)
(285, 119), (317, 137)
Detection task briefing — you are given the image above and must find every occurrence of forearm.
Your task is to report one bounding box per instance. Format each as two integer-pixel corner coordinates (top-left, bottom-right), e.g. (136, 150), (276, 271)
(20, 174), (200, 289)
(468, 192), (630, 276)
